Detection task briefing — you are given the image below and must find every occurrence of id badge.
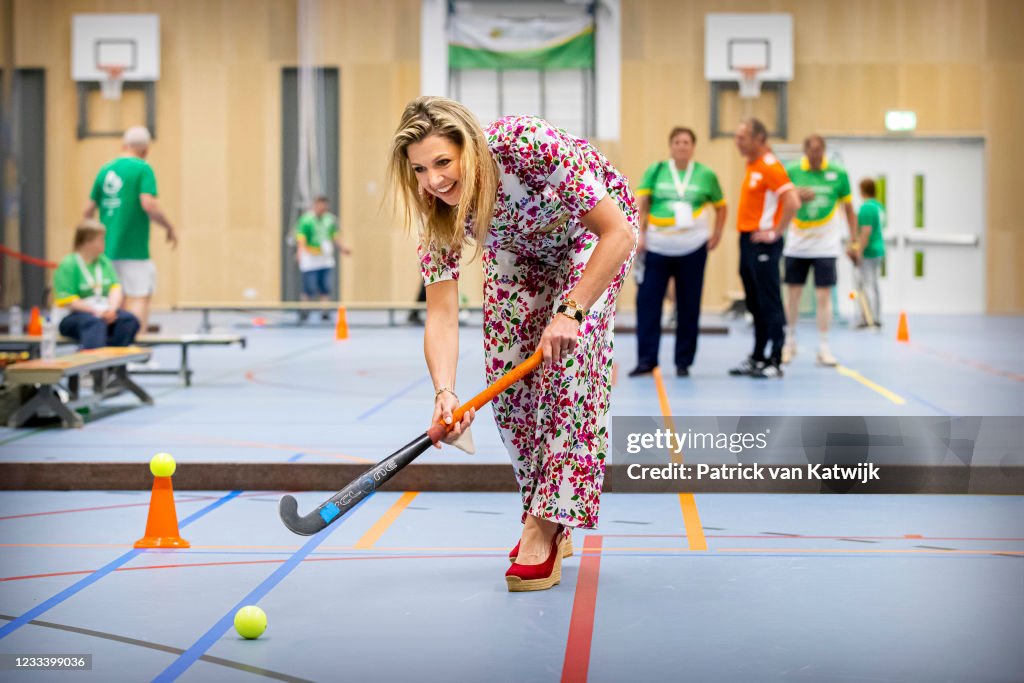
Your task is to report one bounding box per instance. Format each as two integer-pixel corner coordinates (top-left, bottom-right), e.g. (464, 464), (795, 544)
(87, 296), (110, 313)
(673, 201), (695, 228)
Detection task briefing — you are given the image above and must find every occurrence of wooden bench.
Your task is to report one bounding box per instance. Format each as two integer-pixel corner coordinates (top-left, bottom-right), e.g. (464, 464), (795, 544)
(0, 334), (245, 387)
(174, 301), (483, 332)
(4, 347), (154, 428)
(131, 334), (246, 386)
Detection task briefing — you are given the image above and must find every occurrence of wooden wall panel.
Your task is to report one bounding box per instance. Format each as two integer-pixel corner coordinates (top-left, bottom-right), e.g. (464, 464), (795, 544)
(7, 0), (1022, 312)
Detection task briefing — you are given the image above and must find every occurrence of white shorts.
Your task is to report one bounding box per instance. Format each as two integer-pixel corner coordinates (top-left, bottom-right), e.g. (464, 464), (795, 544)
(112, 259), (157, 297)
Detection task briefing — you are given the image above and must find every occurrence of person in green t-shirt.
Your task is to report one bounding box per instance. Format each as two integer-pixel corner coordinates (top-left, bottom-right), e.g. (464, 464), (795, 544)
(54, 221), (140, 350)
(782, 135), (859, 368)
(84, 126), (178, 336)
(294, 195), (351, 322)
(630, 126), (727, 378)
(850, 177), (887, 329)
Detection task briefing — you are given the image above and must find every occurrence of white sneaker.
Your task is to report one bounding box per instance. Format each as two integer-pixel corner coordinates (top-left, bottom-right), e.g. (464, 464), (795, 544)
(817, 343), (837, 367)
(782, 341), (796, 365)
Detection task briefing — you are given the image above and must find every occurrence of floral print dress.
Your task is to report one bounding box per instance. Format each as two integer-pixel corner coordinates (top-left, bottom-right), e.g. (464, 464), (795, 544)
(419, 116), (638, 529)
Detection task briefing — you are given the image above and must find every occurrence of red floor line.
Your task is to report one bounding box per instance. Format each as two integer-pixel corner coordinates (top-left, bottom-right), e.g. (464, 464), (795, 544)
(0, 554), (502, 582)
(598, 534), (1024, 541)
(0, 497), (221, 522)
(561, 535), (603, 683)
(909, 342), (1024, 382)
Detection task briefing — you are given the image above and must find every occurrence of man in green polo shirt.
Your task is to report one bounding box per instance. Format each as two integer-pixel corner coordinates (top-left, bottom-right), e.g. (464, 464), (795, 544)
(54, 221), (140, 349)
(782, 135), (858, 367)
(84, 126), (178, 336)
(850, 177), (886, 328)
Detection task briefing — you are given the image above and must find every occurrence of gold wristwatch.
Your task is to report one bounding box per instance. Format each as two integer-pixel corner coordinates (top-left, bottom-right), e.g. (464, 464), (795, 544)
(556, 297), (587, 324)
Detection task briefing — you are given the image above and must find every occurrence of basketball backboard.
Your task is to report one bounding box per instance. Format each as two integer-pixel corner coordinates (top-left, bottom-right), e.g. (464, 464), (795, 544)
(704, 13), (793, 82)
(72, 14), (160, 82)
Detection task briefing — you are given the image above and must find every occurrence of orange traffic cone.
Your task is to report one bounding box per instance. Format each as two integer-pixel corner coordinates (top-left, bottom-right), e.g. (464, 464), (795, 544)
(134, 476), (190, 548)
(335, 305), (348, 340)
(26, 306), (42, 336)
(896, 311), (910, 342)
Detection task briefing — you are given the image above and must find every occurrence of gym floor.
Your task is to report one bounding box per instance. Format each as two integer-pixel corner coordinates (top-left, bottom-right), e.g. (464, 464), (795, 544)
(1, 311), (1022, 682)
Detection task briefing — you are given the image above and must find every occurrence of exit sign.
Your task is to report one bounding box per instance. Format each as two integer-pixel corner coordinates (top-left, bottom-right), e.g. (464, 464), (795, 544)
(886, 110), (917, 132)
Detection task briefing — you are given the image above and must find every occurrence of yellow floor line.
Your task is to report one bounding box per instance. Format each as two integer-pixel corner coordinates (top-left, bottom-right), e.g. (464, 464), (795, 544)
(836, 364), (907, 405)
(651, 367), (677, 437)
(652, 367), (707, 552)
(677, 494), (708, 551)
(353, 491), (419, 549)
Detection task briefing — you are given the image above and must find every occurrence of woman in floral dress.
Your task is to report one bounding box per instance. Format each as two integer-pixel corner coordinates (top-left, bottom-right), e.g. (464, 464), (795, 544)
(388, 97), (637, 591)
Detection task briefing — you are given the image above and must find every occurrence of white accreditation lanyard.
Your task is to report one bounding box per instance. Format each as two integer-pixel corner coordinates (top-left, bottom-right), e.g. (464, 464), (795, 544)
(667, 160), (696, 228)
(75, 253), (110, 312)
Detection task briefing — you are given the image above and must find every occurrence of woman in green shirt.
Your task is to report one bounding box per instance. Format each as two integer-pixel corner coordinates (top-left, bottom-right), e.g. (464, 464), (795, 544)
(631, 127), (727, 377)
(54, 221), (140, 349)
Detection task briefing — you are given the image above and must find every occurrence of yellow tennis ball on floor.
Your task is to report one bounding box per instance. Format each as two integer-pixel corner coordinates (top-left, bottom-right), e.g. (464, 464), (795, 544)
(234, 606), (267, 639)
(848, 290), (857, 300)
(149, 452), (176, 478)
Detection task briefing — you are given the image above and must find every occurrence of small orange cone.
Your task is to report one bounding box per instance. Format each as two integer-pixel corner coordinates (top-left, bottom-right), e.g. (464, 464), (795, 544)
(27, 306), (42, 336)
(134, 477), (190, 548)
(896, 311), (910, 342)
(335, 305), (348, 340)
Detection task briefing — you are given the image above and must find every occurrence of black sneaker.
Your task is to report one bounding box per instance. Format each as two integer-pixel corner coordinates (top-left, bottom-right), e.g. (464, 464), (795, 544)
(728, 357), (758, 376)
(628, 365), (656, 377)
(751, 361), (784, 379)
(676, 367), (690, 377)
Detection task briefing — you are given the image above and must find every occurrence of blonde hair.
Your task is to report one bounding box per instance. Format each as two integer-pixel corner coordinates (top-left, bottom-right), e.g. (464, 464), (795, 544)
(387, 96), (497, 257)
(73, 219), (106, 249)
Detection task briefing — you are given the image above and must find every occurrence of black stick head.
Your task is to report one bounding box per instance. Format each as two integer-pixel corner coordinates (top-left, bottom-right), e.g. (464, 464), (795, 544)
(278, 494), (326, 536)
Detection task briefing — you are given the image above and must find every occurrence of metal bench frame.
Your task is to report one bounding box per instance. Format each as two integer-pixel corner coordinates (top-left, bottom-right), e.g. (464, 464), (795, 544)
(5, 350), (154, 428)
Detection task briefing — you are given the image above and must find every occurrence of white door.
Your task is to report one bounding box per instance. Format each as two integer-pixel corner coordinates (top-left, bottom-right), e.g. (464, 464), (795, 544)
(827, 138), (986, 315)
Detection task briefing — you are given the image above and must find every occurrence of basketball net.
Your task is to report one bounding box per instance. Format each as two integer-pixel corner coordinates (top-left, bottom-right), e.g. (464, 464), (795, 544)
(98, 65), (125, 100)
(737, 66), (764, 117)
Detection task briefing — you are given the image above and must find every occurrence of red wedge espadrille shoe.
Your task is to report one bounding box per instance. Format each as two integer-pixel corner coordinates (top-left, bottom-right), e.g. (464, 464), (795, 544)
(509, 534), (574, 562)
(505, 528), (565, 592)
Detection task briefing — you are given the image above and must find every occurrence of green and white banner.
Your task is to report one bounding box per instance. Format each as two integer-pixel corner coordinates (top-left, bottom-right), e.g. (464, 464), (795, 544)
(449, 14), (594, 70)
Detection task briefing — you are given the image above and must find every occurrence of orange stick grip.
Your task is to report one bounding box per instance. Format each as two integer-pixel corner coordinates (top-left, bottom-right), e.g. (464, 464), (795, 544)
(426, 350), (543, 443)
(449, 349), (543, 427)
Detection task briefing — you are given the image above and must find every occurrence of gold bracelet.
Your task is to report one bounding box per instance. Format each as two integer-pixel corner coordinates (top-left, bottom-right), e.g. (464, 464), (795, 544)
(434, 386), (458, 401)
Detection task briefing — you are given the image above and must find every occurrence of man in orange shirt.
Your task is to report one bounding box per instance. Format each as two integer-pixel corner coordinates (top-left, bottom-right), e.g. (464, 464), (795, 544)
(729, 118), (801, 378)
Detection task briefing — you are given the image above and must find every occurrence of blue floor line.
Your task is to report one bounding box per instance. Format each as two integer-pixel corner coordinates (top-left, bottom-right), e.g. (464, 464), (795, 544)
(356, 375), (432, 421)
(0, 489), (242, 642)
(151, 496), (371, 682)
(903, 389), (953, 416)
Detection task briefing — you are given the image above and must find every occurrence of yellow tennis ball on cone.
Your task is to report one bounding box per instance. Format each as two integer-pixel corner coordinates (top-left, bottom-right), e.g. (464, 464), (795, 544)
(234, 606), (267, 639)
(149, 452), (176, 478)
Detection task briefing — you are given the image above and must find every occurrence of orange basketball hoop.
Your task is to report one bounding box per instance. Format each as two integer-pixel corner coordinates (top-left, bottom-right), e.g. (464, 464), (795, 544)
(737, 66), (765, 99)
(98, 64), (125, 100)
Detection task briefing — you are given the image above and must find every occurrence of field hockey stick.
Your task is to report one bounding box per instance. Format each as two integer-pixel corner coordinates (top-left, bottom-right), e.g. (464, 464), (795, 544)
(279, 350), (544, 535)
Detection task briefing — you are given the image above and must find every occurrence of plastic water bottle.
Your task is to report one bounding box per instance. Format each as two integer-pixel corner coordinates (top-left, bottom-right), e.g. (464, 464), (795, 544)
(8, 305), (23, 335)
(41, 316), (57, 360)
